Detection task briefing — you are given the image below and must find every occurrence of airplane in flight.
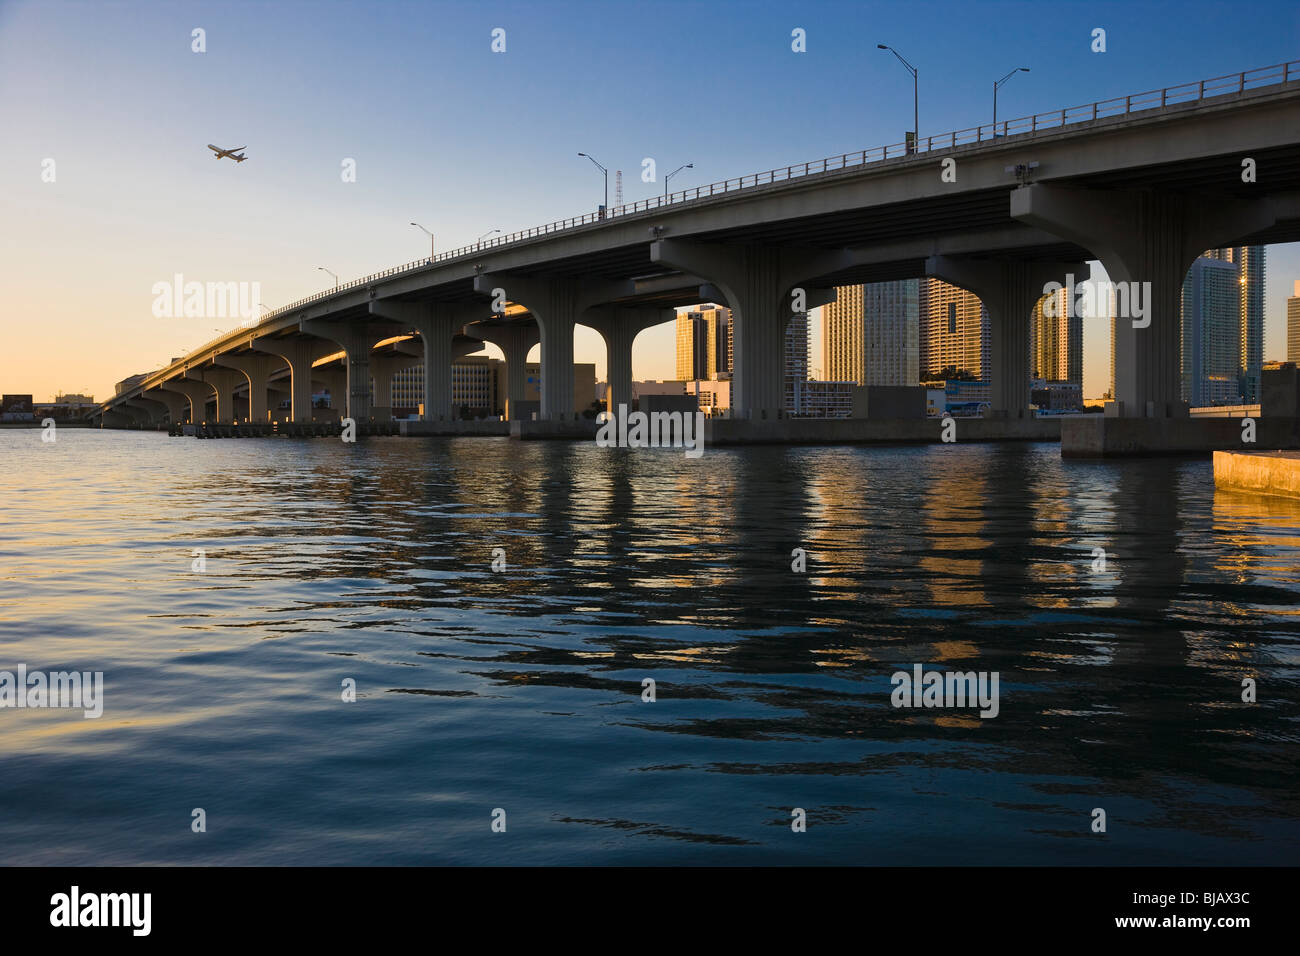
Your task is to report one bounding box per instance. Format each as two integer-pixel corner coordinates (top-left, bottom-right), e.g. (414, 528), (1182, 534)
(207, 144), (248, 163)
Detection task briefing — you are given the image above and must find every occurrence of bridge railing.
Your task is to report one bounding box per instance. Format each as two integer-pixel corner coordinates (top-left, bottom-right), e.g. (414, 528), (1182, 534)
(169, 59), (1298, 378)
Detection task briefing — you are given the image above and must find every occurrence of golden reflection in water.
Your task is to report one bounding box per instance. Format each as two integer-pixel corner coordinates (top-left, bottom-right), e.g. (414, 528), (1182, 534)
(921, 460), (989, 607)
(1212, 488), (1300, 619)
(800, 451), (877, 607)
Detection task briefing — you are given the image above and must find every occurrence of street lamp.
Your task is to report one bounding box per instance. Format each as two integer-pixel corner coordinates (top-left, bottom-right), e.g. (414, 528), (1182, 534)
(477, 228), (501, 249)
(664, 162), (694, 200)
(993, 67), (1030, 136)
(578, 152), (608, 215)
(877, 44), (918, 153)
(410, 222), (434, 260)
(317, 266), (339, 289)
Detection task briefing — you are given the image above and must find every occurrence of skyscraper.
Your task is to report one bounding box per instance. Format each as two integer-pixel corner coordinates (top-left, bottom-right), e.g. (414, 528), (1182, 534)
(784, 310), (810, 412)
(821, 281), (920, 385)
(677, 306), (820, 414)
(920, 279), (989, 379)
(1109, 311), (1115, 399)
(1181, 256), (1241, 406)
(1208, 246), (1265, 401)
(675, 305), (730, 380)
(1032, 287), (1082, 385)
(1289, 280), (1300, 364)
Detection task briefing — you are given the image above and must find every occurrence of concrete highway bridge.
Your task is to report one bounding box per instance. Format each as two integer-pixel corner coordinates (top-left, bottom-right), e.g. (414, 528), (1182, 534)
(96, 61), (1300, 446)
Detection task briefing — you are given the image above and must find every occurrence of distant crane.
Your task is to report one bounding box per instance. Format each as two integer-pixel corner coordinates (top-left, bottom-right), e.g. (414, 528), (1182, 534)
(614, 170), (623, 209)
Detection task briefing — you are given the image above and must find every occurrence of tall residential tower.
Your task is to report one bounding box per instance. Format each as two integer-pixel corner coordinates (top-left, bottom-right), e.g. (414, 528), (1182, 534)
(675, 305), (731, 381)
(821, 280), (920, 385)
(920, 279), (990, 379)
(1289, 280), (1300, 363)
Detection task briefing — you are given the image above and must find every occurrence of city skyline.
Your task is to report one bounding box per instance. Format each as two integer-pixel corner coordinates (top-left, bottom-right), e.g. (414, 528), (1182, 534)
(4, 1), (1300, 402)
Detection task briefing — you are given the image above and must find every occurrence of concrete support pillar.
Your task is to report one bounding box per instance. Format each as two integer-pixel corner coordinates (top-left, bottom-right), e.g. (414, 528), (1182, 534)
(119, 401), (155, 425)
(251, 337), (337, 424)
(166, 379), (216, 424)
(213, 353), (286, 423)
(465, 320), (540, 420)
(312, 364), (346, 410)
(101, 409), (134, 428)
(147, 389), (190, 424)
(368, 341), (423, 421)
(267, 387), (291, 419)
(369, 301), (488, 422)
(138, 396), (172, 424)
(650, 240), (851, 420)
(417, 318), (456, 421)
(186, 368), (244, 425)
(299, 319), (405, 422)
(925, 256), (1083, 418)
(1011, 185), (1276, 418)
(474, 275), (632, 421)
(582, 306), (673, 412)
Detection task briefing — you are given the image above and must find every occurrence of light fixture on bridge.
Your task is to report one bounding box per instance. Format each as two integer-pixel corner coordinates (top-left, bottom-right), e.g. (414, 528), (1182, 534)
(317, 266), (339, 290)
(878, 44), (918, 153)
(664, 163), (694, 200)
(578, 152), (609, 217)
(993, 67), (1030, 136)
(410, 222), (435, 260)
(1005, 161), (1040, 185)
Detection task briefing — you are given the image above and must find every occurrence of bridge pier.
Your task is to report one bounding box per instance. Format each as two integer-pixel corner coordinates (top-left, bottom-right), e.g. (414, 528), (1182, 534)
(465, 319), (539, 420)
(300, 319), (405, 422)
(368, 341), (424, 422)
(582, 306), (673, 413)
(147, 389), (190, 425)
(214, 353), (285, 423)
(130, 396), (174, 425)
(369, 301), (487, 422)
(119, 400), (158, 426)
(925, 256), (1083, 418)
(1011, 184), (1277, 418)
(312, 363), (346, 416)
(252, 337), (337, 424)
(186, 368), (244, 425)
(267, 386), (291, 420)
(474, 275), (632, 421)
(650, 240), (843, 420)
(99, 409), (135, 428)
(165, 379), (216, 424)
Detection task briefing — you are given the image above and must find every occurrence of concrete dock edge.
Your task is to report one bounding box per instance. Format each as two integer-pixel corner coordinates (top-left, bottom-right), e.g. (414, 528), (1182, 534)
(1213, 450), (1300, 499)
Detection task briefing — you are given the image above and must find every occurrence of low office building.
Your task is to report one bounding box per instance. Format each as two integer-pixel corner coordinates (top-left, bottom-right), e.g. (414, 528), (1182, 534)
(789, 380), (854, 418)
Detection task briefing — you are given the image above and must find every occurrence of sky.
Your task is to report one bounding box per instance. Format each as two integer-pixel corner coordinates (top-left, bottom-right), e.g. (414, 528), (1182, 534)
(2, 0), (1299, 402)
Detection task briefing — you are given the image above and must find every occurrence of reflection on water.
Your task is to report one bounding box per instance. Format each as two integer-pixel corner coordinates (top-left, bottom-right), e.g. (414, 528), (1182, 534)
(0, 431), (1296, 864)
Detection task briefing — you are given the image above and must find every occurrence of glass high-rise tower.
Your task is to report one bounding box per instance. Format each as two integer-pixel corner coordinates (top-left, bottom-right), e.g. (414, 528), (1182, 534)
(821, 281), (920, 386)
(1181, 256), (1242, 406)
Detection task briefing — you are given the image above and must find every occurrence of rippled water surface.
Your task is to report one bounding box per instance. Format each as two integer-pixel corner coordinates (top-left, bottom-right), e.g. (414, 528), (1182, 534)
(1, 429), (1297, 864)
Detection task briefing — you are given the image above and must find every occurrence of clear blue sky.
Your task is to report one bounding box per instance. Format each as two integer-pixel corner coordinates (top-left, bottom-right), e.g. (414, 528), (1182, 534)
(2, 0), (1298, 400)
